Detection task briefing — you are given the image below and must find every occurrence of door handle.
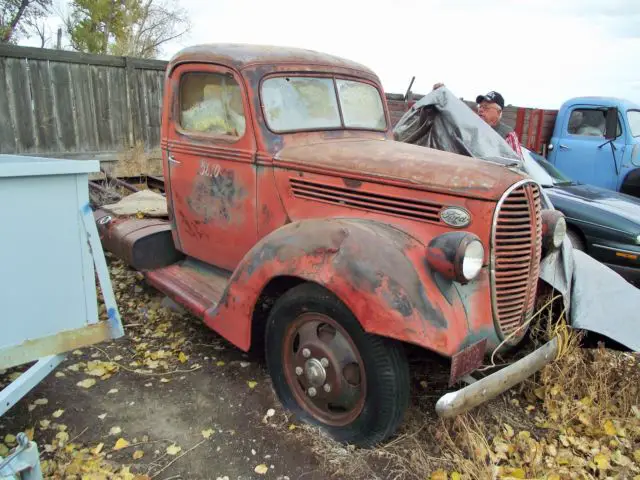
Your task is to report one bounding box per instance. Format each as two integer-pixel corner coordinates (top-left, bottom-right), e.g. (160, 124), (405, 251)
(559, 144), (570, 150)
(168, 154), (181, 165)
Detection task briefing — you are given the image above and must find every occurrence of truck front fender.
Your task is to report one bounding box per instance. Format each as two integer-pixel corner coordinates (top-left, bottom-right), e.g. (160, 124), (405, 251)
(204, 218), (490, 357)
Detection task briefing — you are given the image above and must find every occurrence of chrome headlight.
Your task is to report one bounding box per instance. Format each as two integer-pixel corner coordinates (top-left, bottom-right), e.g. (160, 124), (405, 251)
(542, 210), (567, 251)
(426, 232), (485, 284)
(462, 239), (485, 281)
(553, 216), (567, 248)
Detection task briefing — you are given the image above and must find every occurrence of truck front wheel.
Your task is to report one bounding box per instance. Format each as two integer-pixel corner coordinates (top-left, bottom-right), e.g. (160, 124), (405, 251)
(264, 283), (410, 447)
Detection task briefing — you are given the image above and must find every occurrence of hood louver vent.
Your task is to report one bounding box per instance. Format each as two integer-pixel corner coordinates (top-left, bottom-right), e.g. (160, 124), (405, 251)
(289, 178), (444, 224)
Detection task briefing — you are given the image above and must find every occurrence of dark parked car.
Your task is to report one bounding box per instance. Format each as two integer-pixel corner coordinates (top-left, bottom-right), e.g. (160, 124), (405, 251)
(523, 148), (640, 286)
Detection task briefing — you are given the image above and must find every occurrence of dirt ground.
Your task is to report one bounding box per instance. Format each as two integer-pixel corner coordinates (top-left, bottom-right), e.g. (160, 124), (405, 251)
(2, 256), (640, 480)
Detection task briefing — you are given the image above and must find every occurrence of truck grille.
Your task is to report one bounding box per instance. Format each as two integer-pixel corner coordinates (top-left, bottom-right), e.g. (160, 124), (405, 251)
(491, 180), (542, 340)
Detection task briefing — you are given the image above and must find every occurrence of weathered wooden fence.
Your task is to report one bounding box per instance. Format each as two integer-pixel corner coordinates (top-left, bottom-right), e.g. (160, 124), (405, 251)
(0, 44), (166, 175)
(0, 44), (556, 175)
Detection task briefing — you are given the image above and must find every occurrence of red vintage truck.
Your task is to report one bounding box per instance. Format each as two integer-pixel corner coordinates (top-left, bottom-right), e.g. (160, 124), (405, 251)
(95, 43), (566, 447)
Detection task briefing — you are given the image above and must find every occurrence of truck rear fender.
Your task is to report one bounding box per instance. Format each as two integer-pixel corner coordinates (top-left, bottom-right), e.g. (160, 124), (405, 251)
(203, 218), (493, 356)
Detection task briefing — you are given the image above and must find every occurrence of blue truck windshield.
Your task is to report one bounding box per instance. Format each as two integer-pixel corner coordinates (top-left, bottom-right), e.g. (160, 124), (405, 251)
(628, 110), (640, 137)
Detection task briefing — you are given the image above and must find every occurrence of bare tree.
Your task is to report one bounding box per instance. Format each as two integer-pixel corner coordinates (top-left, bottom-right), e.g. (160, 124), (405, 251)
(1, 0), (51, 43)
(109, 0), (190, 58)
(23, 16), (50, 47)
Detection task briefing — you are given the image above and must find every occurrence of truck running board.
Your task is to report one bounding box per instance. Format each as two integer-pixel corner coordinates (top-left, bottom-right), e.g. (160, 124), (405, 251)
(144, 258), (231, 319)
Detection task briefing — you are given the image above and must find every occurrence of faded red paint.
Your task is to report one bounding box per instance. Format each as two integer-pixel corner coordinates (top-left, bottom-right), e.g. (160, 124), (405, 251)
(146, 43), (543, 361)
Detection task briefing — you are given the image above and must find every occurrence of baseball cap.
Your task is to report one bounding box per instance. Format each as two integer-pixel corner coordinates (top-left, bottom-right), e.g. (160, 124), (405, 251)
(476, 91), (505, 109)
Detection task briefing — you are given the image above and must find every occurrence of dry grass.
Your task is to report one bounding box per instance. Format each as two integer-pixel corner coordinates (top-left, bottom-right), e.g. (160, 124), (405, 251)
(282, 295), (640, 479)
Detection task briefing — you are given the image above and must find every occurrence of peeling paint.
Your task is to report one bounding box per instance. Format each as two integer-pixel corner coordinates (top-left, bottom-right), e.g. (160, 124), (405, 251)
(187, 169), (247, 224)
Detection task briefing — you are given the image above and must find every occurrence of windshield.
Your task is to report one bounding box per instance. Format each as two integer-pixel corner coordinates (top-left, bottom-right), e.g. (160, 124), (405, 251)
(522, 149), (574, 186)
(261, 76), (386, 132)
(628, 110), (640, 137)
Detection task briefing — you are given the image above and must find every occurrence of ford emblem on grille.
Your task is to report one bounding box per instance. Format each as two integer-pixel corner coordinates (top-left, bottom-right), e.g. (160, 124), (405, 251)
(440, 207), (471, 228)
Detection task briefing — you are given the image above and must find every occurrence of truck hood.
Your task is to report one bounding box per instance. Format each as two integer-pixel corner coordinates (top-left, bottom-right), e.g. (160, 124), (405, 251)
(273, 138), (525, 201)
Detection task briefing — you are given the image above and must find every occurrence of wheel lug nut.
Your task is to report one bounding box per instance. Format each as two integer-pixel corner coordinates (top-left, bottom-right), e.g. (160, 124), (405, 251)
(320, 358), (329, 368)
(323, 384), (331, 393)
(295, 367), (303, 376)
(302, 348), (311, 358)
(308, 387), (317, 397)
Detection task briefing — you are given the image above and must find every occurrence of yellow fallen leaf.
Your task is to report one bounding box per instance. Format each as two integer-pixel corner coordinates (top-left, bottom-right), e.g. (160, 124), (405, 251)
(501, 467), (525, 478)
(247, 381), (258, 389)
(34, 398), (48, 405)
(288, 424), (296, 431)
(109, 426), (122, 436)
(4, 434), (16, 446)
(93, 442), (104, 454)
(54, 372), (66, 378)
(547, 475), (561, 480)
(166, 444), (181, 455)
(40, 420), (50, 429)
(0, 444), (9, 456)
(56, 431), (69, 445)
(133, 450), (144, 459)
(451, 473), (461, 480)
(603, 420), (616, 436)
(430, 470), (447, 480)
(107, 388), (118, 394)
(178, 352), (188, 363)
(25, 427), (34, 441)
(113, 438), (130, 450)
(201, 429), (214, 439)
(52, 409), (64, 418)
(594, 453), (610, 470)
(77, 378), (96, 389)
(216, 361), (226, 367)
(135, 211), (144, 219)
(503, 423), (515, 439)
(254, 464), (268, 475)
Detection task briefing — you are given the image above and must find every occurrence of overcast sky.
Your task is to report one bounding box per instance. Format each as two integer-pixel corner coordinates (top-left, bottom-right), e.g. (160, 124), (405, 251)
(22, 0), (640, 109)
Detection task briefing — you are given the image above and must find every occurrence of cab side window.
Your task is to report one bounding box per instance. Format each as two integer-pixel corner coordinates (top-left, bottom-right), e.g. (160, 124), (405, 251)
(567, 108), (621, 137)
(179, 72), (246, 139)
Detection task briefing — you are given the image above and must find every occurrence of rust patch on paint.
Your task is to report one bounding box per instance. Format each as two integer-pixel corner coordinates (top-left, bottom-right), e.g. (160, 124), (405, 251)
(187, 169), (247, 224)
(342, 177), (363, 189)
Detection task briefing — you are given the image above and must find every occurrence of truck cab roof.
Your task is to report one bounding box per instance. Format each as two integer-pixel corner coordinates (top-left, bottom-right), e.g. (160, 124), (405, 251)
(560, 96), (640, 111)
(167, 43), (378, 79)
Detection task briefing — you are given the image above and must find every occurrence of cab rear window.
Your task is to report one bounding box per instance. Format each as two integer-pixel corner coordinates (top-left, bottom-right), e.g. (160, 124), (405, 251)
(179, 72), (246, 138)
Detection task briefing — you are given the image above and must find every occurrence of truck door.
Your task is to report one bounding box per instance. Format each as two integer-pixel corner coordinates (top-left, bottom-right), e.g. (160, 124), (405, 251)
(552, 106), (623, 190)
(165, 63), (257, 271)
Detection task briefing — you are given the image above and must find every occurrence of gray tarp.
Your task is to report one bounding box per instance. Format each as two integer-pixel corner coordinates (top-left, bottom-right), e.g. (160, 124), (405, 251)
(393, 87), (640, 351)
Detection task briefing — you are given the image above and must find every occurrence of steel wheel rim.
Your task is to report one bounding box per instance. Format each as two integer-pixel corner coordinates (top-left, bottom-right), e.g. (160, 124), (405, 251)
(282, 312), (367, 427)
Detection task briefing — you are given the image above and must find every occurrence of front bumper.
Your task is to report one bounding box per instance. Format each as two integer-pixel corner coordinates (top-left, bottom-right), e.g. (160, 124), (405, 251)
(436, 337), (559, 418)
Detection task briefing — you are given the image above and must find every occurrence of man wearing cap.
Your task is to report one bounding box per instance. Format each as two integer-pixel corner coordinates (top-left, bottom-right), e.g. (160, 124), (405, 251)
(432, 84), (523, 158)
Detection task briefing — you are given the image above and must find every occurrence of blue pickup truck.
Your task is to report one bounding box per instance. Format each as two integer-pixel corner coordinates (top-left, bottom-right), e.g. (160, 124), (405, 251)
(545, 97), (640, 198)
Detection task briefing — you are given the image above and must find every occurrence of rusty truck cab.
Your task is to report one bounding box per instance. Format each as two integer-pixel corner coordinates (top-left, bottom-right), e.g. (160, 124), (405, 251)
(130, 43), (568, 447)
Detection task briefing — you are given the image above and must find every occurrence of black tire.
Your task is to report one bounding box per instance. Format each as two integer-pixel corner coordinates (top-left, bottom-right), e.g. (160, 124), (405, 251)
(567, 229), (585, 251)
(264, 282), (410, 447)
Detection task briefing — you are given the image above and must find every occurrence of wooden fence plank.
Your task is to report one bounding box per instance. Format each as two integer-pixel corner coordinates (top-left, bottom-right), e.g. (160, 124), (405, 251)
(0, 58), (17, 153)
(51, 63), (77, 150)
(29, 60), (58, 152)
(91, 66), (113, 150)
(107, 66), (129, 149)
(69, 63), (98, 152)
(7, 58), (36, 152)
